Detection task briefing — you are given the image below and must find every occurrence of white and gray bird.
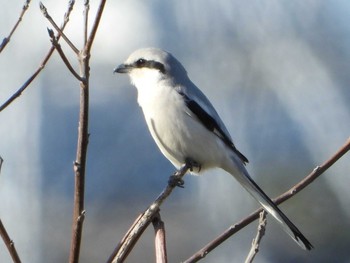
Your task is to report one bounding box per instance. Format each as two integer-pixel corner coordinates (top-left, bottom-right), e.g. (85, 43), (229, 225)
(114, 47), (312, 250)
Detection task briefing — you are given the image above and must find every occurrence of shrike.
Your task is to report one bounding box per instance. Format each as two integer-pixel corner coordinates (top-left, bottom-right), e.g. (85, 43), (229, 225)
(114, 47), (312, 250)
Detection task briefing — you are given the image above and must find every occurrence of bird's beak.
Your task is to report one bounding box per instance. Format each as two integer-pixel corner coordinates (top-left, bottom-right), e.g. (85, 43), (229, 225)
(113, 63), (132, 74)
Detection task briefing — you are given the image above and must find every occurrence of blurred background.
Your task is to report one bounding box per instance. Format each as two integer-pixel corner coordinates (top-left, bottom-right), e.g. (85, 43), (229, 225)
(0, 1), (350, 262)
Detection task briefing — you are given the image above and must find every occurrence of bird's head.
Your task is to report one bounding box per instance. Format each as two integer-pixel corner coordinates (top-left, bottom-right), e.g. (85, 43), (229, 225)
(114, 48), (188, 87)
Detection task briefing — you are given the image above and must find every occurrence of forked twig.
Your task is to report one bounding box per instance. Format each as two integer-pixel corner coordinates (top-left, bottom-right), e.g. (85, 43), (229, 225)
(184, 137), (350, 262)
(39, 1), (79, 55)
(68, 1), (107, 262)
(107, 164), (190, 263)
(47, 28), (83, 81)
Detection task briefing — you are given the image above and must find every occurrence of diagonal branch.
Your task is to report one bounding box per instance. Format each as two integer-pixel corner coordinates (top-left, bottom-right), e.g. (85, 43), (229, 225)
(0, 219), (21, 263)
(107, 164), (190, 263)
(47, 28), (83, 81)
(39, 1), (79, 54)
(0, 0), (75, 113)
(0, 0), (31, 53)
(0, 159), (21, 263)
(184, 137), (350, 262)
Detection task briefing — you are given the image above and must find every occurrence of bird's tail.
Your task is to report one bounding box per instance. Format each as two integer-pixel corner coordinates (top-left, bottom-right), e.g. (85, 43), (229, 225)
(224, 155), (313, 250)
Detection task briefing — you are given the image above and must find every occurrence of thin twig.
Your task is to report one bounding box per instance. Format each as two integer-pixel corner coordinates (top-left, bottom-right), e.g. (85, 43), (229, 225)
(245, 211), (267, 263)
(0, 156), (3, 174)
(85, 0), (106, 52)
(107, 164), (190, 263)
(47, 28), (83, 81)
(0, 0), (31, 53)
(0, 219), (21, 263)
(83, 0), (89, 45)
(153, 213), (168, 263)
(0, 0), (75, 112)
(68, 1), (106, 262)
(0, 164), (17, 263)
(184, 137), (350, 262)
(0, 67), (42, 112)
(39, 1), (79, 55)
(64, 0), (75, 25)
(68, 78), (89, 263)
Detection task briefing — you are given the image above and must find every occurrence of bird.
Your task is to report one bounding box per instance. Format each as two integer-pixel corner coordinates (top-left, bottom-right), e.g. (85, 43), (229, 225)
(114, 47), (313, 250)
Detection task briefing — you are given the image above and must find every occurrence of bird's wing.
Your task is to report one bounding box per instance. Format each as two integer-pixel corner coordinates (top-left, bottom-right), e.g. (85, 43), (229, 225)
(177, 85), (248, 164)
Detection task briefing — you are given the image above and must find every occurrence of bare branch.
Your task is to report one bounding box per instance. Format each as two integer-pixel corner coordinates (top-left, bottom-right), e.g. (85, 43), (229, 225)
(107, 164), (190, 263)
(0, 0), (75, 113)
(0, 220), (21, 263)
(0, 0), (31, 53)
(47, 28), (83, 81)
(83, 0), (90, 45)
(245, 211), (267, 263)
(0, 67), (42, 112)
(184, 137), (350, 262)
(85, 0), (106, 52)
(64, 0), (75, 25)
(68, 1), (106, 262)
(153, 213), (168, 263)
(0, 159), (21, 263)
(69, 160), (89, 263)
(0, 156), (3, 174)
(39, 1), (79, 54)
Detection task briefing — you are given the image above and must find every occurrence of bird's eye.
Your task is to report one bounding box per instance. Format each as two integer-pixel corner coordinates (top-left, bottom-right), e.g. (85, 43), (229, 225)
(136, 58), (146, 67)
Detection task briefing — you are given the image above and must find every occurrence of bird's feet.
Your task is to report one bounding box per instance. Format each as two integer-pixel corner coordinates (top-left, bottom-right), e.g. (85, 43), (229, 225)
(185, 158), (201, 172)
(168, 174), (185, 188)
(168, 159), (201, 188)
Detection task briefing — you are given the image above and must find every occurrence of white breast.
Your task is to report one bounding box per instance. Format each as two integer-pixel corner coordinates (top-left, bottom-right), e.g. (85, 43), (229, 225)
(134, 77), (229, 172)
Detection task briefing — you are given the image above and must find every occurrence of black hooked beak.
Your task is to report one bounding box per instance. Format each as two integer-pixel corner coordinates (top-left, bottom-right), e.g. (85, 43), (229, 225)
(113, 63), (132, 74)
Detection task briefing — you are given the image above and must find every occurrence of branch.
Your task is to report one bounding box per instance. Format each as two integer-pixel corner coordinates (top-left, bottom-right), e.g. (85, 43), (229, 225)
(0, 220), (21, 263)
(0, 160), (22, 263)
(84, 0), (106, 52)
(0, 0), (31, 53)
(68, 1), (106, 262)
(107, 164), (190, 263)
(67, 45), (89, 263)
(244, 211), (267, 263)
(184, 137), (350, 262)
(153, 213), (168, 263)
(0, 156), (3, 174)
(47, 28), (83, 81)
(39, 1), (79, 54)
(83, 0), (89, 45)
(0, 0), (75, 113)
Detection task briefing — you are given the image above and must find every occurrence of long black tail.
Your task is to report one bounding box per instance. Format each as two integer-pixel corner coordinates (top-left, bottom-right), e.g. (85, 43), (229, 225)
(226, 157), (313, 250)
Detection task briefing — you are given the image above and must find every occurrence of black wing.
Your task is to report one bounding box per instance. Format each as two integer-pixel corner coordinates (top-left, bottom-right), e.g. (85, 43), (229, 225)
(179, 92), (249, 164)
